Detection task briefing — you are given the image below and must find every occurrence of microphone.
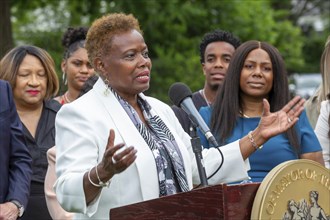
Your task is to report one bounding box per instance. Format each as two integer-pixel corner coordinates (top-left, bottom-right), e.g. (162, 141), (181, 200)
(168, 82), (219, 147)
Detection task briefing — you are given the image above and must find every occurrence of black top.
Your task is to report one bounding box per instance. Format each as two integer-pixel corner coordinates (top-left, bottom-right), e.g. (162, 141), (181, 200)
(171, 90), (207, 135)
(22, 99), (61, 183)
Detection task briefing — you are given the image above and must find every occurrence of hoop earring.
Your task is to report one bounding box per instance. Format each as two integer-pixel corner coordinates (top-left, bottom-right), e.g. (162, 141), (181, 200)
(62, 73), (67, 85)
(104, 78), (110, 96)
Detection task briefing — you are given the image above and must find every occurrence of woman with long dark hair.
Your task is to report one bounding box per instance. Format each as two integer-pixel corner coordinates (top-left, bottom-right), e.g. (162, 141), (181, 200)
(199, 40), (324, 182)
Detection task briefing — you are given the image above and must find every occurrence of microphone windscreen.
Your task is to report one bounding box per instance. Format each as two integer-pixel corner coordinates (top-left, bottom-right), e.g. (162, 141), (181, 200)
(168, 82), (193, 107)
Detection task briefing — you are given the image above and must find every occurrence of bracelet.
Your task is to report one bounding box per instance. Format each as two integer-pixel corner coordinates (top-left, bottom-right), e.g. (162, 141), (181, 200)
(88, 168), (101, 187)
(248, 131), (263, 150)
(95, 165), (111, 187)
(88, 166), (111, 188)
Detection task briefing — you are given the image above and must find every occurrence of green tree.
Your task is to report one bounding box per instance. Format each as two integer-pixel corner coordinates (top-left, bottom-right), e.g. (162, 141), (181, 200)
(270, 0), (330, 73)
(0, 0), (13, 58)
(2, 0), (328, 103)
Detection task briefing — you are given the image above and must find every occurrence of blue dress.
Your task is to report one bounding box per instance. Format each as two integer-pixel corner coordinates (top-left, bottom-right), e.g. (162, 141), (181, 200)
(198, 106), (322, 182)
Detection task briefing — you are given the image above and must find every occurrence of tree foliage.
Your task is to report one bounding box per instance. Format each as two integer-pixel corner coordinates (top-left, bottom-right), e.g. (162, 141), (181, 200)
(0, 0), (13, 57)
(1, 0), (328, 103)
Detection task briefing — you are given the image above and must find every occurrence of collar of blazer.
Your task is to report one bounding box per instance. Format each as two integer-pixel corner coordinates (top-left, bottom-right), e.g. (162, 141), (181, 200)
(92, 78), (159, 200)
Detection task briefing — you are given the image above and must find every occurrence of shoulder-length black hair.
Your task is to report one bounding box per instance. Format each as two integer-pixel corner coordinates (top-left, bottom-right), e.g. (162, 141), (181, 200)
(211, 40), (299, 152)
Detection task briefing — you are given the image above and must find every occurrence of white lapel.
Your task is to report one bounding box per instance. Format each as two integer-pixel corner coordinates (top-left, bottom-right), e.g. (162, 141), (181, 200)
(93, 78), (159, 200)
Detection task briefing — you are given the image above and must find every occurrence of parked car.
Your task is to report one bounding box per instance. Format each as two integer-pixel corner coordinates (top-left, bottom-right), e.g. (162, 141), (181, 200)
(289, 73), (322, 99)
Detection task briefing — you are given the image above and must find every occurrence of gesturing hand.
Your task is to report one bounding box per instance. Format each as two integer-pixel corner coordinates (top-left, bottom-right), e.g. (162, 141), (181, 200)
(258, 96), (305, 141)
(98, 129), (137, 180)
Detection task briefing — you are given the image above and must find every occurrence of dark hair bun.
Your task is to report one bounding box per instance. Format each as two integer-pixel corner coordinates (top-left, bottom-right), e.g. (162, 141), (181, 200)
(61, 27), (89, 48)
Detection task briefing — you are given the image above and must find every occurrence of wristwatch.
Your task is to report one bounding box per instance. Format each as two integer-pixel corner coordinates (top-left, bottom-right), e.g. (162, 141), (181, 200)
(10, 200), (24, 217)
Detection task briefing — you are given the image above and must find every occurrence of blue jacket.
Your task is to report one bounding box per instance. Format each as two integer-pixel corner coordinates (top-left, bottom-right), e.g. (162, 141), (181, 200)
(0, 80), (32, 208)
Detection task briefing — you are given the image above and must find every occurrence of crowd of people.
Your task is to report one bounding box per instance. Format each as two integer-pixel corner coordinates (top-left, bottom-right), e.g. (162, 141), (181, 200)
(0, 12), (328, 220)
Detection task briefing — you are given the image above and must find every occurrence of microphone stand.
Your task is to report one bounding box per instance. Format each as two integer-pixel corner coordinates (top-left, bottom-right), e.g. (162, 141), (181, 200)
(189, 124), (208, 187)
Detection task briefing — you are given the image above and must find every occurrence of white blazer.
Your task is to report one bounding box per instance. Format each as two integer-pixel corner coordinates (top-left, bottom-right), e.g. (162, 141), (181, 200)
(55, 78), (250, 219)
(315, 100), (330, 168)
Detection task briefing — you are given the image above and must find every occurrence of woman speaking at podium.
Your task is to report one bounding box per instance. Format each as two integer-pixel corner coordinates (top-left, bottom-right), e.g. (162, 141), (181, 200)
(54, 13), (308, 219)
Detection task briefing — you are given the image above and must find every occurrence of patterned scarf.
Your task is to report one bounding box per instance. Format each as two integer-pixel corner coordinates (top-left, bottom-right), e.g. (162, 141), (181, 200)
(111, 88), (189, 196)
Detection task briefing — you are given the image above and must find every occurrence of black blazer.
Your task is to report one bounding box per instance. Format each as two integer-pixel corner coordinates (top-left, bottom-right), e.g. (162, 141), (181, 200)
(0, 80), (32, 208)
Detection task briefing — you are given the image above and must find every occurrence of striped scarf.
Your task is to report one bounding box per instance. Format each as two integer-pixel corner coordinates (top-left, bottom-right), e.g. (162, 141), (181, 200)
(111, 89), (189, 196)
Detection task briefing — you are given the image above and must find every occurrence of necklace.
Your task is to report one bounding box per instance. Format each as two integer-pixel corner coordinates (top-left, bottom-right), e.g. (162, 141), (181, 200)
(201, 89), (211, 107)
(63, 92), (72, 103)
(239, 110), (263, 118)
(239, 110), (250, 118)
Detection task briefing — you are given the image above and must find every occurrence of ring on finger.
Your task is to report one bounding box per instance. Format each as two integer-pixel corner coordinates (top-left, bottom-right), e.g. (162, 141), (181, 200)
(288, 117), (292, 123)
(112, 157), (117, 164)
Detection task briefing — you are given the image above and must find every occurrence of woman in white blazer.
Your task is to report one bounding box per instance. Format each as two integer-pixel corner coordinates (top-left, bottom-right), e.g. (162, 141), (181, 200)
(315, 99), (330, 168)
(54, 13), (306, 219)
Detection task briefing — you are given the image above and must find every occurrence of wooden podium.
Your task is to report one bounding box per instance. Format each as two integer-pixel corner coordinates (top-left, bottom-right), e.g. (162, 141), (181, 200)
(110, 183), (260, 220)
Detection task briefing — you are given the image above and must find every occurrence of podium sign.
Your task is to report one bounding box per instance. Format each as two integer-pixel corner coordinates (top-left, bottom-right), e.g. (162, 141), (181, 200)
(251, 159), (330, 219)
(110, 183), (260, 220)
(110, 160), (329, 219)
